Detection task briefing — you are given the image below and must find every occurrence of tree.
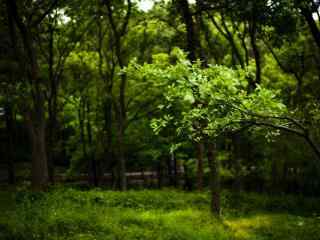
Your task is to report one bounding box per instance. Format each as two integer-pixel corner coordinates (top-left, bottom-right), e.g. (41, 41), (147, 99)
(126, 49), (320, 214)
(5, 0), (58, 190)
(101, 0), (132, 190)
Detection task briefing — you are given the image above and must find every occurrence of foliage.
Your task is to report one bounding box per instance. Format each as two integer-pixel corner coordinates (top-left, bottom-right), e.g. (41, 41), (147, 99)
(126, 51), (287, 141)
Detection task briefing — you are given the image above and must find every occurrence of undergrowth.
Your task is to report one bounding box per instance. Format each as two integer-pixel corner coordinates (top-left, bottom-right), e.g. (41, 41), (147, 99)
(0, 188), (319, 240)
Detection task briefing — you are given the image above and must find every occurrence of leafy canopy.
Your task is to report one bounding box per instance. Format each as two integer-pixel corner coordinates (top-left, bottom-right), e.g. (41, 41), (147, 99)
(127, 49), (287, 141)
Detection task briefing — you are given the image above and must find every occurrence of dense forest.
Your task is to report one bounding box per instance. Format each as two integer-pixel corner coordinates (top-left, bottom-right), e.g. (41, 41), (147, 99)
(0, 0), (320, 239)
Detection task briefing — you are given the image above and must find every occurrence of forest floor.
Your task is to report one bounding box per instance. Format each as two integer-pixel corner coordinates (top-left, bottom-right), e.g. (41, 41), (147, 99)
(0, 187), (319, 240)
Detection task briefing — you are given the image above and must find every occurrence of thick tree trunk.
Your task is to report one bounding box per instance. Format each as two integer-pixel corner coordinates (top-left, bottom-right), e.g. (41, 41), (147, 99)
(7, 0), (49, 191)
(207, 142), (220, 215)
(29, 46), (49, 191)
(26, 107), (48, 191)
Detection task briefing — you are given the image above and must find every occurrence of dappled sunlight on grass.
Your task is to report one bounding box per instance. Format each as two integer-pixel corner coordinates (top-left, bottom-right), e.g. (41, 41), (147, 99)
(225, 213), (320, 240)
(1, 189), (320, 239)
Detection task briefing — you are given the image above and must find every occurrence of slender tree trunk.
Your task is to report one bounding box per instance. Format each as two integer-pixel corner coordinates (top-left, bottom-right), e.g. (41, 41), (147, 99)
(232, 135), (241, 193)
(301, 7), (320, 51)
(196, 142), (204, 190)
(86, 101), (98, 187)
(116, 52), (127, 190)
(117, 118), (127, 190)
(249, 18), (261, 88)
(79, 98), (88, 165)
(176, 0), (198, 62)
(239, 23), (249, 66)
(183, 159), (193, 190)
(220, 14), (245, 69)
(104, 0), (131, 191)
(172, 151), (178, 187)
(157, 159), (165, 189)
(47, 17), (56, 183)
(5, 101), (15, 185)
(207, 142), (220, 215)
(104, 97), (113, 175)
(97, 7), (114, 181)
(178, 0), (208, 192)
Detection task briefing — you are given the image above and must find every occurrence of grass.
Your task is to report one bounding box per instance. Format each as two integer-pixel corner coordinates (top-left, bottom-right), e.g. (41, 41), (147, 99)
(0, 188), (319, 240)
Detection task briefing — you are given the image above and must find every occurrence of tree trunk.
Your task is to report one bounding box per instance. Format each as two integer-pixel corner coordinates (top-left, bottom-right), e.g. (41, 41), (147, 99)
(117, 121), (127, 190)
(5, 101), (15, 185)
(97, 7), (114, 181)
(172, 151), (178, 187)
(26, 107), (49, 191)
(86, 101), (98, 187)
(196, 142), (204, 190)
(209, 13), (244, 68)
(103, 97), (113, 178)
(176, 0), (198, 62)
(157, 159), (165, 189)
(47, 17), (56, 183)
(183, 159), (193, 191)
(232, 135), (241, 193)
(79, 98), (88, 165)
(249, 18), (261, 88)
(6, 0), (49, 191)
(28, 45), (49, 191)
(207, 142), (220, 215)
(301, 7), (320, 51)
(103, 0), (131, 191)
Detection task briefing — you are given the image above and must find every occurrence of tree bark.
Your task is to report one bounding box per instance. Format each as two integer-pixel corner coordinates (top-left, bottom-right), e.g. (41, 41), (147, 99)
(7, 0), (49, 191)
(5, 101), (15, 185)
(104, 0), (131, 191)
(207, 142), (220, 215)
(47, 16), (56, 183)
(232, 135), (241, 193)
(26, 106), (49, 191)
(300, 7), (320, 51)
(86, 101), (98, 187)
(176, 0), (198, 61)
(79, 98), (88, 166)
(97, 5), (114, 181)
(249, 18), (261, 88)
(209, 13), (245, 68)
(196, 142), (204, 190)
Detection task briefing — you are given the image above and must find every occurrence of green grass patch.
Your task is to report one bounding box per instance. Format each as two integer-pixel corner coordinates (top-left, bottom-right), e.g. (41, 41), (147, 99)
(0, 188), (319, 240)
